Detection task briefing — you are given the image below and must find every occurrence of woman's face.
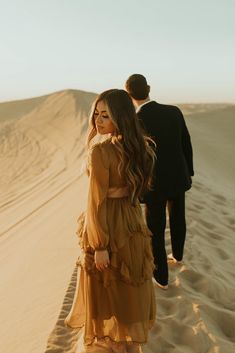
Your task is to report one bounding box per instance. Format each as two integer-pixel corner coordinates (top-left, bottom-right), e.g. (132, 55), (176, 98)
(94, 100), (116, 135)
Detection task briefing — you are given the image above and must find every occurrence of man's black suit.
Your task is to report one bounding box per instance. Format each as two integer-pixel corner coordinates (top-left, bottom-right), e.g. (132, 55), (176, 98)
(138, 101), (194, 286)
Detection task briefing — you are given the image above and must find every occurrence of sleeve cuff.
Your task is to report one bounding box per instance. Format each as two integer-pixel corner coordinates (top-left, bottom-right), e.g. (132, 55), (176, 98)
(94, 247), (107, 251)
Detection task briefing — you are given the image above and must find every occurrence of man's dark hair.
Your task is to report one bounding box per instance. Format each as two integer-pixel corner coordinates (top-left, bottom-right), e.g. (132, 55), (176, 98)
(125, 74), (150, 100)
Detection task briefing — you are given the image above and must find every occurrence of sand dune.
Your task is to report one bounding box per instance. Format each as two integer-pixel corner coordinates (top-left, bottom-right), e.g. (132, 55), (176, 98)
(0, 94), (234, 353)
(184, 104), (235, 199)
(0, 90), (94, 353)
(0, 90), (96, 237)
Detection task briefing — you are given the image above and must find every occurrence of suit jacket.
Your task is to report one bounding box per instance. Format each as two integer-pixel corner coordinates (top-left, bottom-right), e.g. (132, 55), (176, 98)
(138, 101), (194, 199)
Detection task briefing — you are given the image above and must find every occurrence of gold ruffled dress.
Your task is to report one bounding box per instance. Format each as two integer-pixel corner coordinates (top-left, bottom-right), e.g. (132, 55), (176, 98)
(65, 139), (156, 345)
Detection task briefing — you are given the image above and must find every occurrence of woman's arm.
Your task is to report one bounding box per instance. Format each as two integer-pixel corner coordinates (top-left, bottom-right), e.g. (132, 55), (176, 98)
(86, 144), (110, 251)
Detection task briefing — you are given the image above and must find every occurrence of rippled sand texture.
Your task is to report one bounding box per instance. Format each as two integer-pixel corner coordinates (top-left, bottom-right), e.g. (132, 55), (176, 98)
(0, 96), (234, 353)
(0, 90), (94, 353)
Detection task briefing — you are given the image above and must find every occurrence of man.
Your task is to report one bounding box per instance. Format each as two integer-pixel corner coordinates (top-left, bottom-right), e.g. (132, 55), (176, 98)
(125, 74), (194, 289)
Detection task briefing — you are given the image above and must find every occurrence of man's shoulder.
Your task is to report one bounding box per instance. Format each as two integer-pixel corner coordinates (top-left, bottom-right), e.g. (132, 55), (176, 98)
(156, 102), (182, 114)
(140, 101), (182, 117)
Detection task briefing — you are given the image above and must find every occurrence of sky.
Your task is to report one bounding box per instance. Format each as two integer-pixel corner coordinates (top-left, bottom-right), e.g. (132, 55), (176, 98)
(0, 0), (234, 103)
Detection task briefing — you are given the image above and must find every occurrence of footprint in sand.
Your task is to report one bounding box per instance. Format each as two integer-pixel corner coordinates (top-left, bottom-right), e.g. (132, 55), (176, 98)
(216, 247), (230, 261)
(200, 219), (216, 230)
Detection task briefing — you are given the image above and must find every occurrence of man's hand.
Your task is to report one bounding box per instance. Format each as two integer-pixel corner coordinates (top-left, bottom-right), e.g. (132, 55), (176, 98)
(94, 249), (110, 271)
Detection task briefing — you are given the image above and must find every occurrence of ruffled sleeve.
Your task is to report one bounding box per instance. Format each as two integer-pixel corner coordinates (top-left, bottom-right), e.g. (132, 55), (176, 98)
(86, 144), (110, 250)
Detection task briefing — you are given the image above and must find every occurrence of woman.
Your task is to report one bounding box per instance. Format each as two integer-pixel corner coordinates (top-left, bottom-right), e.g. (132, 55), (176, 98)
(65, 89), (156, 353)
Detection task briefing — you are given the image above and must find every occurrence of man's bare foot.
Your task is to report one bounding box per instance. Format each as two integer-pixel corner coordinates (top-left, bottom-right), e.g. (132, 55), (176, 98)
(167, 253), (182, 264)
(152, 278), (168, 290)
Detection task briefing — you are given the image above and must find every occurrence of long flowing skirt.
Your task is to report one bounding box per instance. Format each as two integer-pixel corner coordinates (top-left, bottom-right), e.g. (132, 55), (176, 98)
(65, 197), (156, 345)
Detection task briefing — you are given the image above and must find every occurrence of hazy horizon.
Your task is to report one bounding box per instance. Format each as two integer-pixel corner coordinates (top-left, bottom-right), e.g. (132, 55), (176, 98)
(0, 87), (234, 105)
(0, 0), (234, 104)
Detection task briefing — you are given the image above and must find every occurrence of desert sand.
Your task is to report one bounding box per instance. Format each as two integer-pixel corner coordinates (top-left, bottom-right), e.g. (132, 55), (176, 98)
(0, 91), (234, 353)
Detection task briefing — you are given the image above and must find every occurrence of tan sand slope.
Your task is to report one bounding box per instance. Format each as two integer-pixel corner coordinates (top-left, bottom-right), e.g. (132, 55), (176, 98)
(0, 96), (235, 353)
(0, 89), (96, 238)
(184, 104), (235, 199)
(0, 90), (94, 353)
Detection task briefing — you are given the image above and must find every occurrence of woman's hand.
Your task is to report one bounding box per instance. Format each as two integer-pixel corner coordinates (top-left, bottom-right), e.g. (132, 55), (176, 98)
(94, 249), (110, 271)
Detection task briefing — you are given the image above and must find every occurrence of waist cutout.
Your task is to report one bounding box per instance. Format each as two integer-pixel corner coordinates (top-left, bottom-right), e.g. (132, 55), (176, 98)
(107, 186), (129, 198)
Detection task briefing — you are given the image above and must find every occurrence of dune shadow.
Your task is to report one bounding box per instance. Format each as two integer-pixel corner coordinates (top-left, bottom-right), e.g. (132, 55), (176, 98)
(44, 265), (82, 353)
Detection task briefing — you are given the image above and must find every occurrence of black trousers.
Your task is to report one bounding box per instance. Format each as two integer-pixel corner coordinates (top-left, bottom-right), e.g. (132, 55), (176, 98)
(145, 192), (186, 285)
